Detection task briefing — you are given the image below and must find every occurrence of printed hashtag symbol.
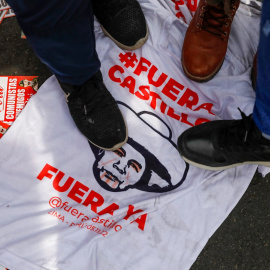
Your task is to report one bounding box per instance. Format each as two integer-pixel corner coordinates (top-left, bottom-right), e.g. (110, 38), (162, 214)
(119, 52), (138, 68)
(172, 0), (185, 10)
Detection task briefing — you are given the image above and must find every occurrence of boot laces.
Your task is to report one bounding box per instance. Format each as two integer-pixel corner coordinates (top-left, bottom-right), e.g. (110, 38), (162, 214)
(200, 3), (229, 36)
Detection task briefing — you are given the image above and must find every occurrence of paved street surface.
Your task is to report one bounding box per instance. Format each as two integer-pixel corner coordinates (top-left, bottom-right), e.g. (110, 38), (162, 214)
(1, 17), (270, 270)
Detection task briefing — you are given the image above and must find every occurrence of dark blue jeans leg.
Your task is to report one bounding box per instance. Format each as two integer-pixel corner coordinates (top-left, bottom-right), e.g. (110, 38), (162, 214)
(253, 1), (270, 135)
(7, 0), (101, 85)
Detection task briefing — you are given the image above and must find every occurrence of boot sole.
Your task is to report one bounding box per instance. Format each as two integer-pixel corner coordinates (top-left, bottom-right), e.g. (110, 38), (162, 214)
(88, 113), (128, 151)
(182, 156), (270, 171)
(101, 23), (149, 51)
(181, 57), (224, 83)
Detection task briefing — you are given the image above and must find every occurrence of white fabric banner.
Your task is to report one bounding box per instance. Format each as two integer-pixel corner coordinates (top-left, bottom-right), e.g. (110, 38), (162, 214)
(0, 0), (267, 269)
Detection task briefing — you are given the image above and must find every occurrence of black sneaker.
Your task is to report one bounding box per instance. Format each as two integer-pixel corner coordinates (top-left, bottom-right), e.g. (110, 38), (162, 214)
(59, 70), (128, 151)
(177, 110), (270, 170)
(92, 0), (148, 50)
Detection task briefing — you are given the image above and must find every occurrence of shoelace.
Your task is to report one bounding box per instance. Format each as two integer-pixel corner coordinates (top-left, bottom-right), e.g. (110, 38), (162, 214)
(81, 76), (113, 116)
(200, 3), (229, 36)
(219, 109), (256, 151)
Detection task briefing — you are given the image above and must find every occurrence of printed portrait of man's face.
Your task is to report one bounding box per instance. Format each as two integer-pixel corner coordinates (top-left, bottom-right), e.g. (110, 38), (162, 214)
(19, 78), (38, 91)
(90, 137), (188, 193)
(90, 102), (189, 193)
(97, 144), (146, 190)
(22, 79), (31, 87)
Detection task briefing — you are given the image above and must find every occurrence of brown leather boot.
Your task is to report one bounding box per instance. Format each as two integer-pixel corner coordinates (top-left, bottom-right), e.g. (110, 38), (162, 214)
(181, 0), (240, 82)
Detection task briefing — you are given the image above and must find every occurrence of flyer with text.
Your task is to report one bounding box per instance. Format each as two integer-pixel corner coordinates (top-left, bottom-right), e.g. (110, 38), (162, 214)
(0, 76), (38, 138)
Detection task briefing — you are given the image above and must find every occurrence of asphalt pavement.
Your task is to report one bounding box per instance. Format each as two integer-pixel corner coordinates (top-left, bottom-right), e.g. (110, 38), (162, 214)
(1, 16), (270, 270)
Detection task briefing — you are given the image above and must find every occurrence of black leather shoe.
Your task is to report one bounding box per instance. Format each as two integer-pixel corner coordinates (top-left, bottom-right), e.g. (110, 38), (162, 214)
(177, 110), (270, 170)
(93, 0), (148, 50)
(59, 70), (128, 151)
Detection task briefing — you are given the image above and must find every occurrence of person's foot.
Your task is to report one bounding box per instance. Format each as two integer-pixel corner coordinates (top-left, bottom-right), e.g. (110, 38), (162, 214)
(59, 70), (128, 151)
(92, 0), (148, 50)
(181, 0), (240, 82)
(177, 110), (270, 170)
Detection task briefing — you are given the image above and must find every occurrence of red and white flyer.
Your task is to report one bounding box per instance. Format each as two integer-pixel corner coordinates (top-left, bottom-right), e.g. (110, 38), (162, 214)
(0, 0), (15, 25)
(4, 7), (15, 18)
(0, 9), (7, 23)
(0, 76), (38, 138)
(0, 0), (9, 11)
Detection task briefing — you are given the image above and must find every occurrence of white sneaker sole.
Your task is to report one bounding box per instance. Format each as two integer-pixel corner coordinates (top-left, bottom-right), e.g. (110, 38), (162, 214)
(101, 23), (149, 51)
(182, 156), (270, 171)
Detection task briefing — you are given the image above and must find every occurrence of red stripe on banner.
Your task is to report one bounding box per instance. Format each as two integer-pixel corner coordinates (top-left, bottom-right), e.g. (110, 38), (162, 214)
(0, 9), (7, 24)
(4, 8), (15, 18)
